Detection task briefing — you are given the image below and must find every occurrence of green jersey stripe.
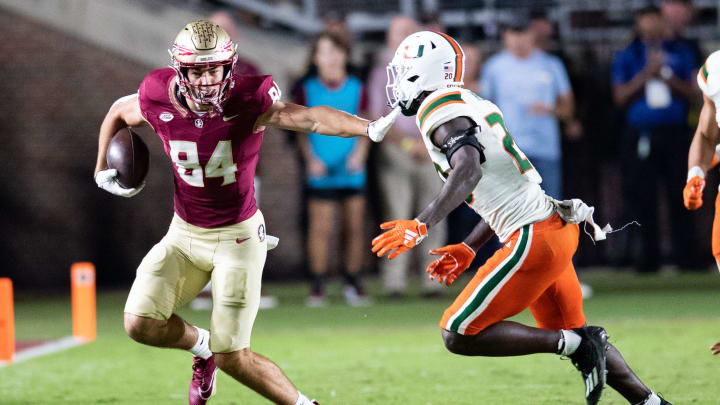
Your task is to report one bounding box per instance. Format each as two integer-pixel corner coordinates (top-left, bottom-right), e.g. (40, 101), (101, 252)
(448, 225), (531, 332)
(418, 93), (463, 129)
(702, 63), (709, 82)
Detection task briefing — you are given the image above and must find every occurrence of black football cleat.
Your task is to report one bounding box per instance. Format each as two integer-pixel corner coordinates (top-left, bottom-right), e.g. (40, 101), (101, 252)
(569, 326), (609, 405)
(658, 394), (672, 405)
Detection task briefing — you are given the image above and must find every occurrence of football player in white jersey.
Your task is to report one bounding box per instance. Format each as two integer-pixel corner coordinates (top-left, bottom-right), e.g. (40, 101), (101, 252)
(685, 50), (720, 355)
(371, 31), (671, 405)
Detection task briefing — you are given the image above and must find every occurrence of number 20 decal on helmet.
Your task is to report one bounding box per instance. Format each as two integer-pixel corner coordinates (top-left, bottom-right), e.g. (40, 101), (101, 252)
(386, 31), (465, 115)
(169, 20), (238, 113)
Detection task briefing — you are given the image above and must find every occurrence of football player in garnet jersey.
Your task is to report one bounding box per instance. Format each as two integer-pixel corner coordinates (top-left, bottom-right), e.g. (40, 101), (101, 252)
(371, 30), (671, 405)
(684, 50), (720, 355)
(93, 20), (398, 405)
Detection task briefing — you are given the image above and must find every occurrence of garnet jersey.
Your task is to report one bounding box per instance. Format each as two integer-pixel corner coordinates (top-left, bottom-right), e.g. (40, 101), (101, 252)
(415, 88), (555, 242)
(138, 68), (280, 228)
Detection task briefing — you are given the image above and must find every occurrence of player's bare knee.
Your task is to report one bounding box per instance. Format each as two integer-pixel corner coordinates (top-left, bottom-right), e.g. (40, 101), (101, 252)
(123, 312), (160, 343)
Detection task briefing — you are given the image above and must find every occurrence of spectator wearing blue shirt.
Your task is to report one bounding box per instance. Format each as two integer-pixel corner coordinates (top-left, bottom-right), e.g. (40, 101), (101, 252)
(612, 6), (697, 272)
(294, 32), (371, 306)
(480, 17), (577, 200)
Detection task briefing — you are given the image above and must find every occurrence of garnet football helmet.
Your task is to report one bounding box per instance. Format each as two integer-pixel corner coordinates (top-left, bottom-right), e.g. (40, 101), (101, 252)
(170, 20), (237, 112)
(386, 31), (464, 114)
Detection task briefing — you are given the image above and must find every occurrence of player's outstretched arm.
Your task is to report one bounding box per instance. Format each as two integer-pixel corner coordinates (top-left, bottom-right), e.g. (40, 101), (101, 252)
(684, 94), (719, 210)
(94, 95), (148, 198)
(372, 117), (484, 260)
(257, 101), (400, 142)
(94, 95), (147, 176)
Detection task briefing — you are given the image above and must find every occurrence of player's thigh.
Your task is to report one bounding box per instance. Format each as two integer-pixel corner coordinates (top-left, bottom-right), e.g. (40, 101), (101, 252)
(209, 213), (268, 353)
(440, 224), (553, 335)
(528, 262), (586, 330)
(124, 236), (210, 320)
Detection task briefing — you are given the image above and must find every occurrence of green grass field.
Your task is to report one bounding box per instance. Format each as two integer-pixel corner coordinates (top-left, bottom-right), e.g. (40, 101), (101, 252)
(2, 270), (719, 404)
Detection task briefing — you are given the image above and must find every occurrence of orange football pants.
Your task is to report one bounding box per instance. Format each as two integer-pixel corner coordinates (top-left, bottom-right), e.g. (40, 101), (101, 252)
(713, 193), (720, 267)
(440, 214), (586, 335)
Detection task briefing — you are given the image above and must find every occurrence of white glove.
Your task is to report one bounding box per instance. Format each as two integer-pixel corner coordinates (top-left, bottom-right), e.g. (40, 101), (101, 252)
(553, 198), (612, 241)
(95, 168), (145, 198)
(366, 107), (401, 142)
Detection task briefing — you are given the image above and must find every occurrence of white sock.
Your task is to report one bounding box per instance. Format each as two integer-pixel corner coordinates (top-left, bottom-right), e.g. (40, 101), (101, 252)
(295, 392), (314, 405)
(635, 392), (661, 405)
(558, 329), (582, 356)
(189, 326), (212, 359)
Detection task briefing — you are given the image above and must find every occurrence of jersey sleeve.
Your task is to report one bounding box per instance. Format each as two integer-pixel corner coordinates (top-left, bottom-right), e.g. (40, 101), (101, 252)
(417, 89), (478, 139)
(137, 68), (174, 127)
(698, 51), (720, 99)
(254, 75), (282, 116)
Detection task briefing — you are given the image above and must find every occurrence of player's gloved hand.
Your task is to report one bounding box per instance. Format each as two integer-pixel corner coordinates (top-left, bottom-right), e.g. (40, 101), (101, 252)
(366, 107), (401, 142)
(371, 218), (427, 259)
(426, 242), (476, 286)
(95, 168), (145, 198)
(683, 176), (705, 210)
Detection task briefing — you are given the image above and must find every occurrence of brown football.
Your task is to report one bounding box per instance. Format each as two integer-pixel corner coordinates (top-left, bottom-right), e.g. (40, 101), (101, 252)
(106, 128), (149, 188)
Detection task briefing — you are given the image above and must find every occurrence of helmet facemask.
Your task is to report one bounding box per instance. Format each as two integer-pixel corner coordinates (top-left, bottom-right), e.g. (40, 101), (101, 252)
(172, 54), (237, 113)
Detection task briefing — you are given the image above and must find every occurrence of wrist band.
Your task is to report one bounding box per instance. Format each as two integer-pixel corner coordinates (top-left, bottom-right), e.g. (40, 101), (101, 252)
(687, 166), (705, 182)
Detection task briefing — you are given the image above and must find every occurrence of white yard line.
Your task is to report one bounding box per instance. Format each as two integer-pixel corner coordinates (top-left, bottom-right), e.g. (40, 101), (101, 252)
(0, 336), (84, 367)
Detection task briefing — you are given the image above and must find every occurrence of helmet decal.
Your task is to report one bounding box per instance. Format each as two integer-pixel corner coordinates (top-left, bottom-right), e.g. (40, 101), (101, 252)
(434, 31), (464, 82)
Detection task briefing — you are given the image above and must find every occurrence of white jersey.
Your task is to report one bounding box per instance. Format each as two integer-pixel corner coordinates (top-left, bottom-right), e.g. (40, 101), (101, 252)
(415, 87), (555, 242)
(697, 50), (720, 159)
(697, 51), (720, 125)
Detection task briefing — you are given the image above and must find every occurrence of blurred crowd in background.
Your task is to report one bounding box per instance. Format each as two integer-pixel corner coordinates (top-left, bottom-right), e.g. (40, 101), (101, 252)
(1, 0), (718, 299)
(256, 0), (716, 302)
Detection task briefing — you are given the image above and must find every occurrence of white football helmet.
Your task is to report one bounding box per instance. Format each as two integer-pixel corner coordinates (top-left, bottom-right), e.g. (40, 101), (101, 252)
(170, 20), (237, 112)
(386, 31), (465, 113)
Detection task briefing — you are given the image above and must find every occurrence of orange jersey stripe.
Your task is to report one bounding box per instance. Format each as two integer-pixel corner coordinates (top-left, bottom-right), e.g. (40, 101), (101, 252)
(435, 31), (464, 81)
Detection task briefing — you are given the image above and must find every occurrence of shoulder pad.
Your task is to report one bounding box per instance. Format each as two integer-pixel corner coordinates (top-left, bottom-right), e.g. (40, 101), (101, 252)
(416, 89), (475, 137)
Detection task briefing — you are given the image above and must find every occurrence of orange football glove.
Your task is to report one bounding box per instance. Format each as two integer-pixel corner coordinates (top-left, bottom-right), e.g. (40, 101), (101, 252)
(371, 219), (428, 259)
(683, 176), (705, 210)
(426, 242), (476, 286)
